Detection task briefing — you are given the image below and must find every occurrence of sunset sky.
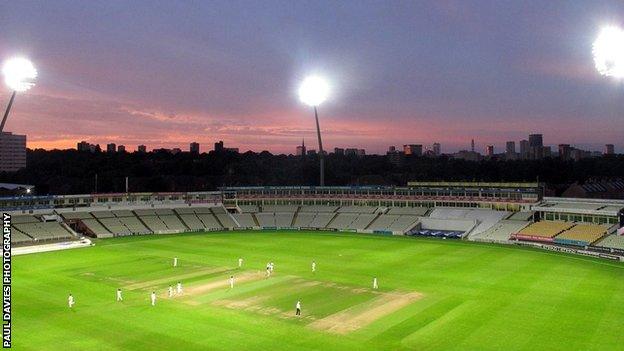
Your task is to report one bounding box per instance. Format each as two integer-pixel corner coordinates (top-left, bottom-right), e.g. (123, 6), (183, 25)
(1, 1), (623, 154)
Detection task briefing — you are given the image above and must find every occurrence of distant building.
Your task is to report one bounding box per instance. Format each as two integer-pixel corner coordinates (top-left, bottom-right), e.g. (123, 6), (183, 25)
(117, 145), (126, 153)
(224, 147), (239, 153)
(528, 134), (543, 159)
(403, 144), (423, 156)
(605, 144), (615, 155)
(485, 145), (494, 157)
(171, 148), (182, 154)
(77, 141), (91, 152)
(505, 141), (515, 154)
(0, 132), (26, 172)
(558, 144), (571, 160)
(519, 139), (529, 159)
(345, 148), (358, 156)
(190, 142), (200, 154)
(357, 149), (365, 157)
(432, 143), (441, 156)
(137, 145), (147, 153)
(307, 149), (317, 156)
(333, 147), (344, 155)
(106, 143), (116, 153)
(386, 146), (402, 165)
(542, 146), (551, 158)
(471, 139), (475, 152)
(90, 144), (101, 153)
(296, 140), (306, 156)
(214, 141), (224, 152)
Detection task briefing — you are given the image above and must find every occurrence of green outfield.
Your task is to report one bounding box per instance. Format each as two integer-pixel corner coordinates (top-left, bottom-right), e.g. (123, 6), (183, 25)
(14, 231), (624, 350)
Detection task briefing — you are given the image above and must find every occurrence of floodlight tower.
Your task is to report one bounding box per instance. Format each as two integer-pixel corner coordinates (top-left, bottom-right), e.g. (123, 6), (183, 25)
(1, 58), (38, 133)
(299, 76), (330, 186)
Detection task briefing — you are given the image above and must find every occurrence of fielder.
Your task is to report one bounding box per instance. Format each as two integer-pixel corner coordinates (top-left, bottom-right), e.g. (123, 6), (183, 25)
(151, 291), (156, 306)
(173, 257), (178, 267)
(266, 263), (271, 277)
(68, 293), (74, 308)
(177, 281), (183, 294)
(238, 257), (243, 268)
(373, 277), (378, 289)
(311, 260), (316, 273)
(168, 285), (174, 298)
(295, 300), (301, 316)
(116, 288), (123, 301)
(229, 275), (234, 289)
(269, 262), (274, 273)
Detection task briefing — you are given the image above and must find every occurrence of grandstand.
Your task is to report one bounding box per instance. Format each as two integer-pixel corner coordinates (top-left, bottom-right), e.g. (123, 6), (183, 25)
(3, 183), (624, 261)
(469, 220), (530, 242)
(596, 235), (624, 251)
(512, 221), (575, 242)
(554, 224), (609, 246)
(232, 213), (256, 228)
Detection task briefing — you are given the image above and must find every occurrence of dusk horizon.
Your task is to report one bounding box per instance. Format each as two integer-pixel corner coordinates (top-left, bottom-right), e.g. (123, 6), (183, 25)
(2, 1), (624, 154)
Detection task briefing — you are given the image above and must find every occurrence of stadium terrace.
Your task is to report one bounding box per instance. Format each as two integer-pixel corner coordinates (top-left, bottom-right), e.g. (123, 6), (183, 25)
(2, 182), (623, 259)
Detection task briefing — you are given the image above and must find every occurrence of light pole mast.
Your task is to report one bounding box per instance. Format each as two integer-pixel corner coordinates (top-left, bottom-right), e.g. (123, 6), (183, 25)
(298, 75), (330, 187)
(0, 91), (17, 133)
(314, 106), (325, 186)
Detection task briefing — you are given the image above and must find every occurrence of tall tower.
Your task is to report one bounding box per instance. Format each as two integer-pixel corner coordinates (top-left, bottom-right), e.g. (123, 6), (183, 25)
(471, 139), (475, 152)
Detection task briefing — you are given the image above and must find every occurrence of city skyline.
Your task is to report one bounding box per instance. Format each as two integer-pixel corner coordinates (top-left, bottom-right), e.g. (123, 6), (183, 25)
(1, 1), (624, 154)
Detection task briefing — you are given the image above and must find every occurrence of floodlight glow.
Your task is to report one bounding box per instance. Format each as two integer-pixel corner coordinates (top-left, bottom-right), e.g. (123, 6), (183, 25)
(2, 57), (38, 92)
(298, 76), (329, 106)
(593, 26), (624, 78)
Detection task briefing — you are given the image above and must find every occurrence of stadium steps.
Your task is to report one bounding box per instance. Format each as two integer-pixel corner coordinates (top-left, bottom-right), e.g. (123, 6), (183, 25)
(290, 208), (300, 227)
(60, 222), (80, 238)
(251, 213), (260, 226)
(364, 212), (382, 230)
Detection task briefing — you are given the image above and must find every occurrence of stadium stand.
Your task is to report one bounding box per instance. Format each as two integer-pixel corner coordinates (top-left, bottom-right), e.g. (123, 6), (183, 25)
(367, 214), (400, 232)
(387, 215), (420, 233)
(293, 212), (316, 227)
(232, 213), (256, 228)
(239, 205), (259, 213)
(350, 213), (378, 230)
(275, 212), (294, 227)
(300, 205), (339, 213)
(195, 213), (223, 230)
(327, 213), (358, 230)
(11, 228), (33, 245)
(115, 211), (150, 234)
(386, 207), (429, 216)
(14, 221), (73, 241)
(80, 218), (113, 238)
(309, 213), (336, 228)
(555, 224), (609, 246)
(60, 212), (92, 220)
(255, 212), (276, 227)
(513, 221), (575, 242)
(134, 209), (170, 234)
(98, 217), (132, 236)
(414, 217), (476, 237)
(337, 206), (378, 214)
(429, 208), (509, 235)
(262, 205), (298, 212)
(177, 213), (205, 231)
(469, 220), (530, 242)
(595, 235), (624, 251)
(91, 211), (115, 219)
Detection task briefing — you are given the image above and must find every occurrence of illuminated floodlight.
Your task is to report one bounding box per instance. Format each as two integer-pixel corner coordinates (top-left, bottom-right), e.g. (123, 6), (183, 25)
(2, 57), (38, 92)
(593, 26), (624, 78)
(298, 76), (329, 106)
